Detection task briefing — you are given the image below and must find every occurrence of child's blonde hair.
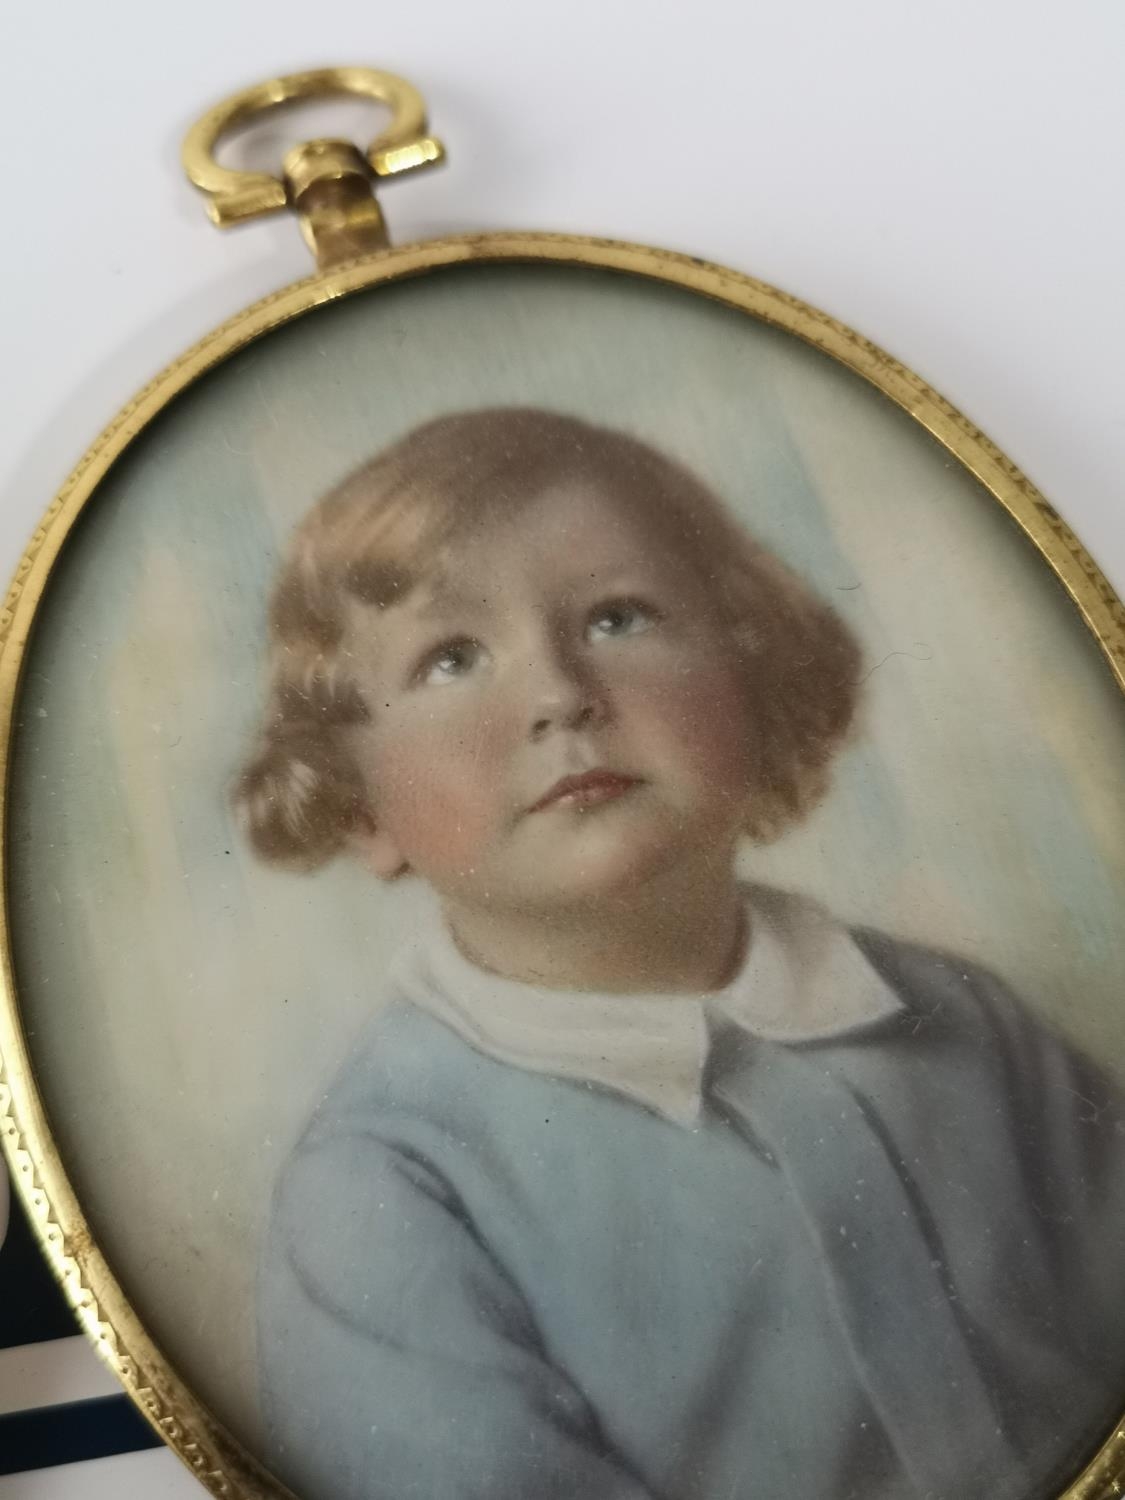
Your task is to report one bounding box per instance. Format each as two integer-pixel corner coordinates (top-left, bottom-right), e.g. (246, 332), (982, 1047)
(235, 407), (862, 868)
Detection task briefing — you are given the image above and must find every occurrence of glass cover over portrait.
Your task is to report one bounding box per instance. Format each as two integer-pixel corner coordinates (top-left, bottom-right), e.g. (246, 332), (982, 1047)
(8, 263), (1125, 1500)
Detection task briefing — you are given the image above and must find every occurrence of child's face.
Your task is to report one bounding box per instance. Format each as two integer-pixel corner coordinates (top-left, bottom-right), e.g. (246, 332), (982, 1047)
(344, 482), (754, 917)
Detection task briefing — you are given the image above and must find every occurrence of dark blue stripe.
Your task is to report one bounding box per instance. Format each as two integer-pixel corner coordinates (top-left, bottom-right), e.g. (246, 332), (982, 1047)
(0, 1393), (162, 1474)
(0, 1183), (79, 1349)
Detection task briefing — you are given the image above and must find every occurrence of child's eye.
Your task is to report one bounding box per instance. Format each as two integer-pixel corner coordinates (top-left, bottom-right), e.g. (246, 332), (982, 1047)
(415, 637), (485, 685)
(586, 599), (660, 642)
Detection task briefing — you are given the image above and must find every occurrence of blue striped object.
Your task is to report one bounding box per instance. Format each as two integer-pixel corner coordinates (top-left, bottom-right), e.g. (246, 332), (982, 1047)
(0, 1396), (163, 1475)
(0, 1176), (76, 1350)
(0, 1171), (164, 1475)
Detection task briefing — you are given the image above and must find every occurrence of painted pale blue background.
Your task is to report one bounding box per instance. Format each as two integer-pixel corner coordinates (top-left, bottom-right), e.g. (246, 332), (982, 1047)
(8, 264), (1125, 1447)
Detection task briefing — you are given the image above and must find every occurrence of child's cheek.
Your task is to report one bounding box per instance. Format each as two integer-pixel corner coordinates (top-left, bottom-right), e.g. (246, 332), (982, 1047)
(625, 658), (752, 784)
(369, 708), (510, 874)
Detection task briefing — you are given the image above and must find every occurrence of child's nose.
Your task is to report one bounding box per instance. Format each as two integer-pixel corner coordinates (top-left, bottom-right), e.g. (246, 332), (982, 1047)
(526, 643), (606, 741)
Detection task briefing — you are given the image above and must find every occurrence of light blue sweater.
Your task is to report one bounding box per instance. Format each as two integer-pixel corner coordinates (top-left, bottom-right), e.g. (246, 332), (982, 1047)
(259, 923), (1125, 1500)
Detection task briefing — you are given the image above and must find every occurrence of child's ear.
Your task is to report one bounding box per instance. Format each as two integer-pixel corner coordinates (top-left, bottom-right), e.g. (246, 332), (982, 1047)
(348, 813), (410, 880)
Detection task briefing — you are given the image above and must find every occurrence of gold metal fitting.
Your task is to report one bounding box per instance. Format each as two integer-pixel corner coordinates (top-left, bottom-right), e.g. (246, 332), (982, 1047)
(181, 67), (445, 268)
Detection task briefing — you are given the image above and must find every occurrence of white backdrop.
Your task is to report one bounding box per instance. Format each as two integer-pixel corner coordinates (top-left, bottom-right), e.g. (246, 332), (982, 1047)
(3, 3), (1125, 1497)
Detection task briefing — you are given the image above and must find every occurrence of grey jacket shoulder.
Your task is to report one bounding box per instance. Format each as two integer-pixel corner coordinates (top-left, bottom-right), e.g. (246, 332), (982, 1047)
(854, 924), (1019, 1028)
(850, 923), (1125, 1222)
(853, 924), (1095, 1059)
(855, 922), (1121, 1095)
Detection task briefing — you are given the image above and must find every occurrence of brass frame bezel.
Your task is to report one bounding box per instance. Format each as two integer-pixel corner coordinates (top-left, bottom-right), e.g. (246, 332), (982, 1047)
(0, 231), (1122, 1500)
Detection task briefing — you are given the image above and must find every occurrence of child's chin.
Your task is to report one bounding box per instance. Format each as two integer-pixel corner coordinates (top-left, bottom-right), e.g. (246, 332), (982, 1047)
(529, 834), (684, 907)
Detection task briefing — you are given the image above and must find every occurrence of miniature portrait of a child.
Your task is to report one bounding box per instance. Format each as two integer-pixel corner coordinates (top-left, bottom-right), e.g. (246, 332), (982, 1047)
(236, 407), (1125, 1500)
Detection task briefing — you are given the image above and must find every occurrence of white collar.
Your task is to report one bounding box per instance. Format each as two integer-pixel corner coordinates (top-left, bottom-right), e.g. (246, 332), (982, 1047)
(391, 885), (902, 1127)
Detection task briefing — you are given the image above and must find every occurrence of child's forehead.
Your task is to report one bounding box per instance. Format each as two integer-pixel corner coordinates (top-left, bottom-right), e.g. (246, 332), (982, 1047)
(341, 478), (700, 624)
(443, 482), (681, 563)
(427, 507), (686, 600)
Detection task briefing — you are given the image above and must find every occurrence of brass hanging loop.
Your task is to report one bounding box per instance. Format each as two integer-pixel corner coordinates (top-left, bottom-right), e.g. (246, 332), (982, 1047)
(181, 67), (445, 268)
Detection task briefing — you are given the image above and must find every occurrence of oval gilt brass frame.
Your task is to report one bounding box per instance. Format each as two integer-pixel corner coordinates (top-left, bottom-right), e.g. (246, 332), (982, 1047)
(0, 232), (1122, 1499)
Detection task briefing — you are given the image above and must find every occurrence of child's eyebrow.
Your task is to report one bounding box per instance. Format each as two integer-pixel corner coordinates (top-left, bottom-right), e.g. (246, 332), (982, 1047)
(410, 578), (485, 620)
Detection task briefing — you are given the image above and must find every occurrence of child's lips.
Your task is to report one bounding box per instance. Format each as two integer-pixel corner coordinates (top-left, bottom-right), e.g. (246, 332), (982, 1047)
(528, 770), (641, 814)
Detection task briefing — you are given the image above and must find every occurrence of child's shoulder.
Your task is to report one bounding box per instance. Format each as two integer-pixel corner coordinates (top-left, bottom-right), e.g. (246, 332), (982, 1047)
(300, 996), (501, 1144)
(745, 882), (1032, 1055)
(843, 916), (1098, 1094)
(850, 921), (1015, 1025)
(271, 1001), (505, 1249)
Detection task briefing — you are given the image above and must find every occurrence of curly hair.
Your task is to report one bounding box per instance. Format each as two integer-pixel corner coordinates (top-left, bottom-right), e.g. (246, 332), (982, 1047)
(234, 407), (862, 869)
